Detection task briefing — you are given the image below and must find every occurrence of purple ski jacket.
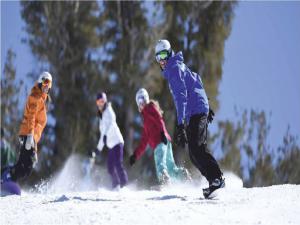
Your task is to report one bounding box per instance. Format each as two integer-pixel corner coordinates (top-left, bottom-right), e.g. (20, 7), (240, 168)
(162, 52), (209, 125)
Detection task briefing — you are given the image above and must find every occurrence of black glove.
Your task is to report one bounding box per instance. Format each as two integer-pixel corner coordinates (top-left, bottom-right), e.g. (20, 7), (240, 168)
(207, 108), (215, 124)
(161, 131), (168, 145)
(175, 124), (188, 148)
(129, 154), (136, 166)
(103, 135), (107, 146)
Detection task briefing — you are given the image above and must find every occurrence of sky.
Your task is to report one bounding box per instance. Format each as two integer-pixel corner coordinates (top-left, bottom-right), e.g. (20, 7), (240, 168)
(218, 1), (300, 148)
(1, 1), (300, 149)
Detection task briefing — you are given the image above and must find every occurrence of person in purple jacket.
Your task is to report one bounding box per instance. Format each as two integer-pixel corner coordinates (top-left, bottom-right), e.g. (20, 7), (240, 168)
(155, 39), (225, 198)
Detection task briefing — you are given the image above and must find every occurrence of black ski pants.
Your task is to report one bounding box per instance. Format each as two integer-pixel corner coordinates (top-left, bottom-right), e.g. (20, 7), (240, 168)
(187, 114), (222, 183)
(11, 136), (35, 182)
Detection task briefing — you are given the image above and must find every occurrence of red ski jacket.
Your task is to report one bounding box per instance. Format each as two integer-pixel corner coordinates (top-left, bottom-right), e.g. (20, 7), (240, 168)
(134, 102), (171, 160)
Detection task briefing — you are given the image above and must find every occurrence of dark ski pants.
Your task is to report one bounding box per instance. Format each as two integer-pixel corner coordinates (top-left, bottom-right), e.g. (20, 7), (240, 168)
(107, 143), (128, 189)
(11, 136), (35, 182)
(187, 114), (222, 183)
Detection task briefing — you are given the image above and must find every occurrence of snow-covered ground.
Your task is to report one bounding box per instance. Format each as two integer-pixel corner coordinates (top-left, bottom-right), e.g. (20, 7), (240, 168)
(1, 156), (299, 225)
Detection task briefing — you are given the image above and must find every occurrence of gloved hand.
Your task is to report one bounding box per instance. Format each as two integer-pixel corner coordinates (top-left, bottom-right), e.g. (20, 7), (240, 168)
(31, 150), (38, 168)
(207, 108), (215, 124)
(19, 136), (25, 145)
(25, 134), (34, 150)
(95, 148), (102, 156)
(103, 135), (107, 146)
(129, 154), (136, 166)
(161, 131), (168, 145)
(88, 150), (97, 158)
(175, 124), (188, 148)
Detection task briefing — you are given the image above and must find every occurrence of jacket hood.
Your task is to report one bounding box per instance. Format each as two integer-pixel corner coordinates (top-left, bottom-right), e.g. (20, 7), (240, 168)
(141, 102), (162, 121)
(168, 51), (184, 65)
(142, 102), (155, 116)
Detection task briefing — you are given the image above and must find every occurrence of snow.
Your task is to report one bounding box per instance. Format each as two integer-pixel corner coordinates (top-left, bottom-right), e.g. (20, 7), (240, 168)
(1, 156), (300, 225)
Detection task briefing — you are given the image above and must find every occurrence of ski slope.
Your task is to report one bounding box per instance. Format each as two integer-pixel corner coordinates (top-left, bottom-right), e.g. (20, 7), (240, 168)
(1, 156), (299, 225)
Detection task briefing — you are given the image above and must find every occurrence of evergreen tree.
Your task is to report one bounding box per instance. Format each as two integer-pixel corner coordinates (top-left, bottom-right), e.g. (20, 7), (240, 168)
(98, 1), (152, 154)
(161, 1), (236, 111)
(155, 1), (237, 171)
(215, 109), (300, 187)
(21, 1), (102, 176)
(275, 128), (300, 184)
(1, 49), (23, 151)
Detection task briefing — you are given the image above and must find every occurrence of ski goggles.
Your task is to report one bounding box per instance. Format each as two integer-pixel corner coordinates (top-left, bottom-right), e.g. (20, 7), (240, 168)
(41, 78), (52, 88)
(137, 97), (146, 106)
(155, 50), (169, 62)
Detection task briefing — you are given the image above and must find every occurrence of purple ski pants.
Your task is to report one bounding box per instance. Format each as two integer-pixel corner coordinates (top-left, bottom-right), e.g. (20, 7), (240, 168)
(107, 143), (128, 189)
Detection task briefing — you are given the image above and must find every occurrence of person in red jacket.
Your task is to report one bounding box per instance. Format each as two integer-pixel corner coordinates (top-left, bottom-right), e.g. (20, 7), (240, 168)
(129, 88), (189, 184)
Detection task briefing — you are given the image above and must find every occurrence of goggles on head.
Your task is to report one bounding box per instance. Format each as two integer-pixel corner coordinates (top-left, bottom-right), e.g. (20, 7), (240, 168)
(138, 97), (145, 106)
(155, 50), (170, 62)
(136, 97), (148, 109)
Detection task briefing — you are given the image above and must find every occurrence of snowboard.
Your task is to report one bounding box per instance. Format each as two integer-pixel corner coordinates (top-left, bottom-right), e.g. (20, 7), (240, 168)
(1, 181), (21, 196)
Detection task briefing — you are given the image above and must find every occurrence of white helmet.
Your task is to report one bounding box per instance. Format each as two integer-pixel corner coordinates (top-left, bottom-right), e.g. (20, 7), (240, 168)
(135, 88), (149, 107)
(155, 39), (171, 54)
(38, 71), (52, 88)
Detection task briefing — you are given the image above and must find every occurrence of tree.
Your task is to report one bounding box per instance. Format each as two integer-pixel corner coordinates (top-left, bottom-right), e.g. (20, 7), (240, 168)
(21, 1), (103, 177)
(98, 1), (152, 153)
(275, 128), (300, 184)
(156, 1), (237, 172)
(20, 1), (239, 186)
(1, 49), (23, 151)
(161, 1), (236, 112)
(215, 109), (300, 187)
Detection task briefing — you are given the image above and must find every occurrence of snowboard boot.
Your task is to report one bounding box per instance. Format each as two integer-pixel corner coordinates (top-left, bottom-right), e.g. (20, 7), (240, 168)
(203, 176), (225, 199)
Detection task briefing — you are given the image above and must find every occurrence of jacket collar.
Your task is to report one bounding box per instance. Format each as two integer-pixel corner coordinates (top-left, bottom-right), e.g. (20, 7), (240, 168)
(165, 51), (184, 70)
(31, 83), (47, 101)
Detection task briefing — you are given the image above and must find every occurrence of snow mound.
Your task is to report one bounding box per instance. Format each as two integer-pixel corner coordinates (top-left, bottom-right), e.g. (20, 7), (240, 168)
(31, 154), (110, 194)
(223, 171), (243, 189)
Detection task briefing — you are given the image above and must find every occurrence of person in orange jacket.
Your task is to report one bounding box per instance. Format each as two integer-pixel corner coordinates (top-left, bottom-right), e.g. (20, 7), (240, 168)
(1, 72), (52, 183)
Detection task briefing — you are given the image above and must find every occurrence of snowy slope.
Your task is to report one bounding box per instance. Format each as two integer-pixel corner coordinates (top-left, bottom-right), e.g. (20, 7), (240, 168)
(1, 183), (300, 225)
(1, 156), (299, 225)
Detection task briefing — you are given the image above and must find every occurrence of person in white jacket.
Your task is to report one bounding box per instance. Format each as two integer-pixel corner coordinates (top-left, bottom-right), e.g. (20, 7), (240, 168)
(96, 92), (128, 189)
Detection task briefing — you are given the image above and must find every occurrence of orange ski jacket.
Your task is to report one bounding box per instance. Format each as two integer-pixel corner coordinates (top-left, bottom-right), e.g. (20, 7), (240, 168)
(19, 84), (48, 145)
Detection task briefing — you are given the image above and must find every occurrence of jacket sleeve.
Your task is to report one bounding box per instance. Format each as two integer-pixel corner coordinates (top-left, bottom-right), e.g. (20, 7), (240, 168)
(96, 116), (104, 151)
(34, 124), (44, 144)
(102, 105), (115, 136)
(169, 65), (187, 125)
(25, 96), (39, 135)
(97, 134), (104, 151)
(134, 125), (149, 160)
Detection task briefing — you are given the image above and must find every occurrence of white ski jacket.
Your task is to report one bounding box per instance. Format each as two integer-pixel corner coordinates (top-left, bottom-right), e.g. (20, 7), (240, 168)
(97, 103), (124, 151)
